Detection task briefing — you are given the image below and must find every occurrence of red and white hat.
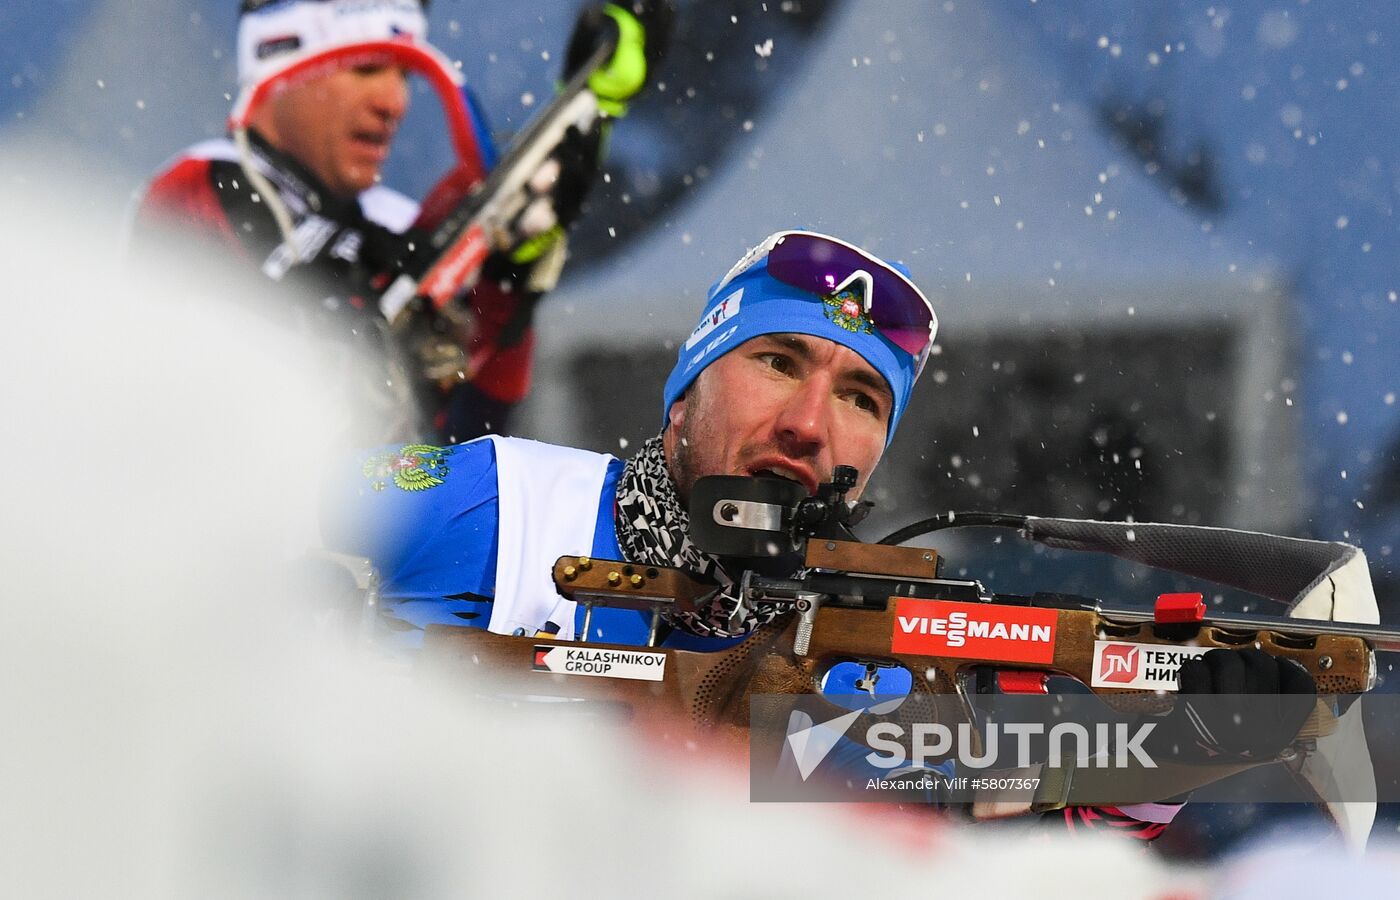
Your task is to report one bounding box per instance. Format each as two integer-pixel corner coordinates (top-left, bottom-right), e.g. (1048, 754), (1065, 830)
(229, 0), (482, 174)
(237, 0), (430, 87)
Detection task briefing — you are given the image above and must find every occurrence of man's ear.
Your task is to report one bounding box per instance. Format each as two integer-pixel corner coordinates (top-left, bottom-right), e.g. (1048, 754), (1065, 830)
(665, 388), (688, 433)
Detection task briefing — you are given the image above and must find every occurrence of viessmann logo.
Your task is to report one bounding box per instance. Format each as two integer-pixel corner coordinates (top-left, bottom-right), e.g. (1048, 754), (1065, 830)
(891, 599), (1058, 664)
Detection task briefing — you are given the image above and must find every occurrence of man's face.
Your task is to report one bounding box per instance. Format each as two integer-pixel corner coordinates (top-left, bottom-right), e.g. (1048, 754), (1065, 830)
(251, 63), (409, 197)
(664, 333), (893, 503)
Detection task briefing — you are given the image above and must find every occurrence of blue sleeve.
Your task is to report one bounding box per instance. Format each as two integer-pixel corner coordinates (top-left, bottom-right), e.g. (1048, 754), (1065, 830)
(322, 444), (746, 653)
(320, 440), (502, 647)
(660, 629), (747, 651)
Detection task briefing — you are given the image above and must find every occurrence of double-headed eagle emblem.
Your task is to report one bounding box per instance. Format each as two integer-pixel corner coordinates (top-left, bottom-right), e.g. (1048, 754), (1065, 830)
(362, 444), (451, 492)
(821, 287), (875, 336)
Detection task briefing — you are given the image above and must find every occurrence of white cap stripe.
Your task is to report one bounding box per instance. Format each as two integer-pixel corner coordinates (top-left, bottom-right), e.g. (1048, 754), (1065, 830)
(237, 0), (429, 87)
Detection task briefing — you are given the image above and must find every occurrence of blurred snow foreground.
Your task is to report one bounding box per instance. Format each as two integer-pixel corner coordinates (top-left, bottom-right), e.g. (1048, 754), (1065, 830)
(0, 153), (1373, 898)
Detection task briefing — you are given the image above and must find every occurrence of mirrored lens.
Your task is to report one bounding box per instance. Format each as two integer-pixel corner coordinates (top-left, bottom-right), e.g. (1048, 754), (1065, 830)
(766, 233), (934, 359)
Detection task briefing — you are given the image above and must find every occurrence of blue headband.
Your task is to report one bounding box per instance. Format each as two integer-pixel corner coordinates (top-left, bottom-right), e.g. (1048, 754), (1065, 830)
(661, 253), (922, 447)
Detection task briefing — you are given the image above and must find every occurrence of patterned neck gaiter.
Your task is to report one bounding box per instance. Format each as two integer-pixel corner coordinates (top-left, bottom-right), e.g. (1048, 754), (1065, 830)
(614, 433), (783, 638)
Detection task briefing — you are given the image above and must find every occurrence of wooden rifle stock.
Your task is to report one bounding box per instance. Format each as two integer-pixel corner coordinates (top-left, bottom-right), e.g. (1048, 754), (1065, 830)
(421, 540), (1386, 808)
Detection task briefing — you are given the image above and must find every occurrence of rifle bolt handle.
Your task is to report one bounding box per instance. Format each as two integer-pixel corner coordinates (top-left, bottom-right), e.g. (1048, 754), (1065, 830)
(794, 618), (814, 656)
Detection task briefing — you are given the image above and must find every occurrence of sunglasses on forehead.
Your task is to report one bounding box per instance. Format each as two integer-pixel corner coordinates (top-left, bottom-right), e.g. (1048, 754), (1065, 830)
(717, 231), (938, 373)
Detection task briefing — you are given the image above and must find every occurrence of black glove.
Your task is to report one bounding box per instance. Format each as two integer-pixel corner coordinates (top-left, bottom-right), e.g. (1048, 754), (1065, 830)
(500, 123), (605, 270)
(564, 1), (674, 116)
(546, 123), (604, 231)
(1145, 648), (1317, 763)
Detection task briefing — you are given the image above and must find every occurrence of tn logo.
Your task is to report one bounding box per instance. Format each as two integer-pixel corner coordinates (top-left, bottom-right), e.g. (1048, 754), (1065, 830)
(1098, 644), (1140, 683)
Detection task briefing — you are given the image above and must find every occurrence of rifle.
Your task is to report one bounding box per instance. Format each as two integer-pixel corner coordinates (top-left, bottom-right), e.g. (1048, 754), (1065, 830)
(421, 469), (1397, 831)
